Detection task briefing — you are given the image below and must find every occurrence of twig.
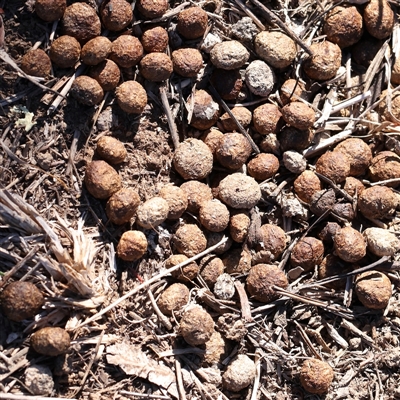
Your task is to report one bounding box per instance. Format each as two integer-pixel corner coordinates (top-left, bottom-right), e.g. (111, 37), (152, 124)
(322, 320), (349, 349)
(0, 12), (4, 49)
(340, 319), (376, 347)
(272, 286), (354, 320)
(0, 49), (63, 96)
(196, 289), (240, 314)
(363, 41), (389, 94)
(364, 216), (387, 229)
(175, 358), (187, 400)
(48, 64), (86, 114)
(208, 84), (260, 154)
(303, 123), (355, 158)
(0, 357), (30, 383)
(73, 330), (105, 397)
(344, 275), (354, 308)
(370, 177), (400, 186)
(300, 256), (390, 289)
(74, 236), (229, 330)
(250, 351), (261, 400)
(278, 237), (298, 271)
(249, 0), (313, 55)
(231, 0), (265, 31)
(41, 74), (73, 105)
(0, 396), (77, 400)
(294, 321), (322, 359)
(148, 287), (173, 330)
(0, 246), (39, 289)
(314, 172), (354, 202)
(330, 91), (372, 114)
(305, 327), (331, 353)
(65, 129), (81, 180)
(234, 280), (253, 322)
(120, 391), (171, 400)
(49, 20), (58, 42)
(142, 2), (190, 24)
(160, 84), (180, 149)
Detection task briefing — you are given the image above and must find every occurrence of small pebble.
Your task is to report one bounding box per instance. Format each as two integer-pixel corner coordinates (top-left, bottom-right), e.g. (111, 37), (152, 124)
(231, 17), (259, 42)
(25, 365), (54, 396)
(201, 33), (222, 53)
(283, 151), (307, 173)
(245, 60), (276, 97)
(214, 273), (235, 299)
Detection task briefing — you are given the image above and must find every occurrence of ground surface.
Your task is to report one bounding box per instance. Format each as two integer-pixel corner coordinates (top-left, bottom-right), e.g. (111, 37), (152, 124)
(2, 0), (400, 399)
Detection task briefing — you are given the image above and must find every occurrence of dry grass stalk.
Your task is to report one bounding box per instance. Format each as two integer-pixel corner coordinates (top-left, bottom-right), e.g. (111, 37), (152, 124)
(303, 123), (355, 158)
(48, 64), (86, 114)
(74, 236), (229, 330)
(0, 395), (77, 400)
(340, 319), (376, 347)
(0, 49), (62, 96)
(234, 280), (252, 321)
(249, 350), (261, 400)
(231, 0), (265, 31)
(301, 256), (390, 289)
(0, 246), (38, 289)
(322, 320), (349, 349)
(0, 189), (107, 301)
(160, 84), (180, 149)
(119, 391), (171, 399)
(208, 84), (260, 154)
(272, 285), (354, 320)
(142, 1), (191, 24)
(147, 287), (173, 330)
(175, 358), (187, 400)
(72, 330), (105, 397)
(250, 0), (313, 55)
(294, 320), (322, 359)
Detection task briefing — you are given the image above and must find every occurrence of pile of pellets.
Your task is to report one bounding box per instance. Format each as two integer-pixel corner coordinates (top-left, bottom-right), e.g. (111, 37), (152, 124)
(5, 0), (400, 396)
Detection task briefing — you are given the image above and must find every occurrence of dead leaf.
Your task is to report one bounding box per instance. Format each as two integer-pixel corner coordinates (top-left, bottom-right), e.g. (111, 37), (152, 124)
(106, 342), (178, 398)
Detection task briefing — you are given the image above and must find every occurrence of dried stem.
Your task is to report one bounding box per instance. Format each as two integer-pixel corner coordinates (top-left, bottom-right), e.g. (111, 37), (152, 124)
(74, 236), (229, 330)
(48, 64), (86, 114)
(330, 91), (372, 114)
(0, 396), (77, 400)
(250, 351), (261, 400)
(340, 319), (376, 347)
(160, 84), (180, 149)
(175, 358), (187, 400)
(0, 49), (63, 96)
(294, 321), (322, 359)
(120, 391), (171, 400)
(249, 0), (313, 55)
(65, 129), (81, 180)
(231, 0), (265, 31)
(208, 84), (260, 154)
(300, 256), (390, 289)
(147, 287), (173, 330)
(272, 286), (354, 320)
(303, 123), (355, 158)
(0, 246), (39, 289)
(234, 280), (253, 322)
(314, 172), (354, 202)
(72, 330), (105, 397)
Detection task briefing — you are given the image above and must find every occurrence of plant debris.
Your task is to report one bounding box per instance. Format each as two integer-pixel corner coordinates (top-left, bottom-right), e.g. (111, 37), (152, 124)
(2, 0), (400, 399)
